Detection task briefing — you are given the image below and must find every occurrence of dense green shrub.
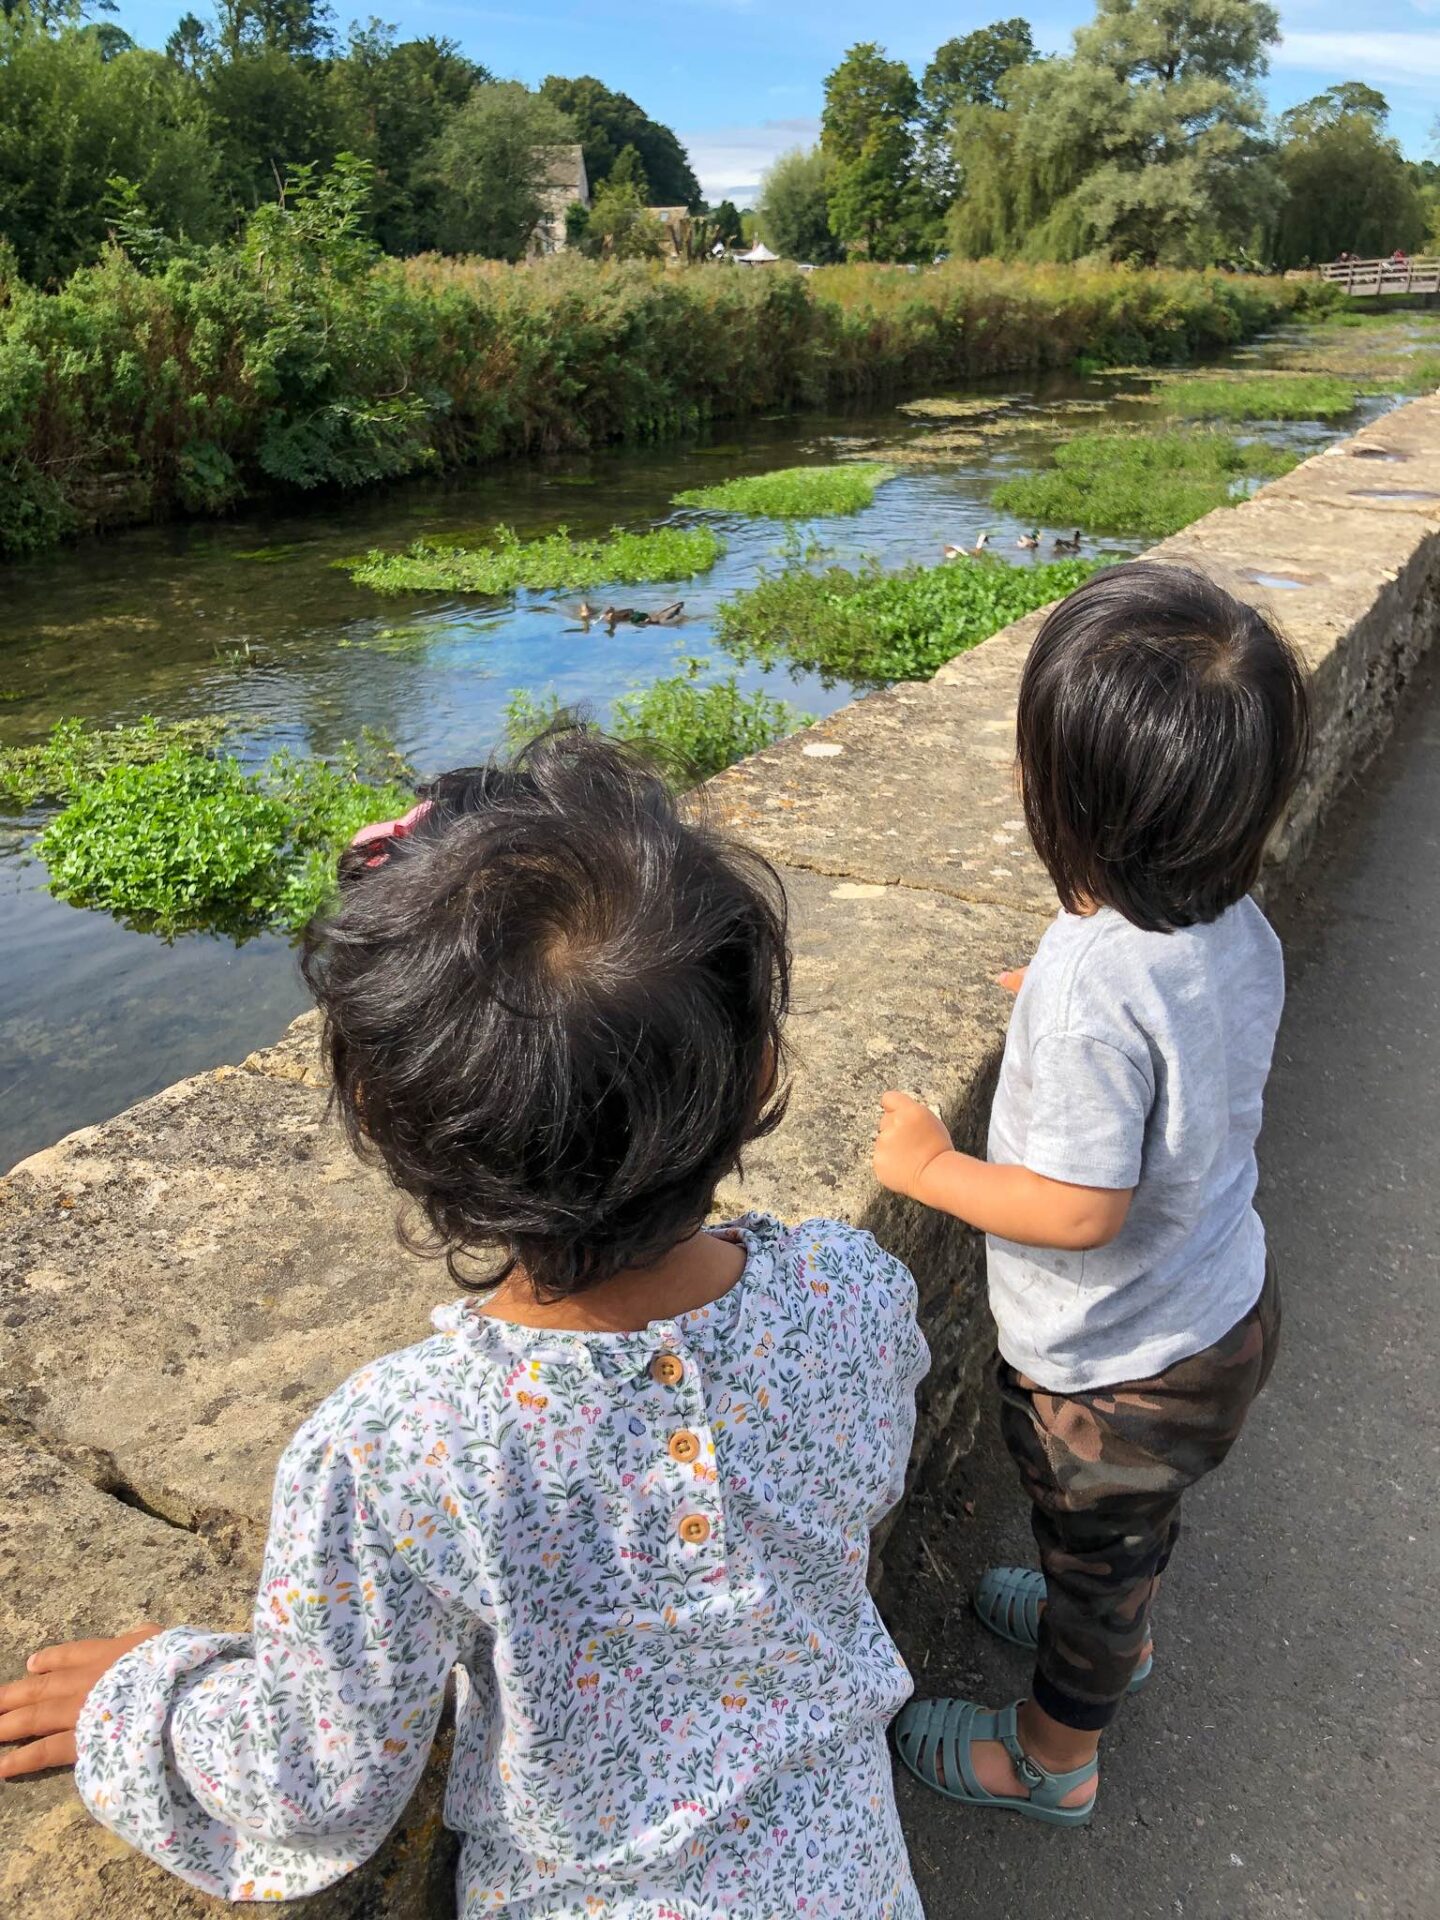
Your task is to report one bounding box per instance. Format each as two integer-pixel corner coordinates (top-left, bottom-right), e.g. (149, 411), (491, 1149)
(349, 524), (725, 594)
(0, 164), (1333, 560)
(505, 661), (811, 786)
(674, 464), (895, 518)
(716, 553), (1101, 685)
(992, 431), (1300, 539)
(28, 723), (414, 934)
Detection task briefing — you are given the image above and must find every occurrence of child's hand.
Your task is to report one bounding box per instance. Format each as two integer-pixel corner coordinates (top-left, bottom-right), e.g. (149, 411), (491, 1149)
(0, 1625), (160, 1778)
(996, 966), (1028, 994)
(874, 1091), (955, 1202)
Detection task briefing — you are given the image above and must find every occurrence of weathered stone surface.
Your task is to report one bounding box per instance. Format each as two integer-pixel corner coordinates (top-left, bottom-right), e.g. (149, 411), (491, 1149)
(706, 617), (1056, 916)
(723, 868), (1042, 1483)
(0, 1434), (456, 1919)
(239, 1007), (327, 1086)
(0, 1068), (441, 1554)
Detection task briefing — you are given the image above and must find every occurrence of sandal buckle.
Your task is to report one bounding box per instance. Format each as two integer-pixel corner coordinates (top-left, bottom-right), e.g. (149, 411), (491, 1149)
(1016, 1753), (1047, 1790)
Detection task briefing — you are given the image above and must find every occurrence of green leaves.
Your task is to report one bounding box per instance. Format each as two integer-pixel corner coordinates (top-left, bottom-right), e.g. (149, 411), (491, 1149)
(717, 554), (1101, 687)
(992, 428), (1298, 539)
(1154, 374), (1362, 421)
(347, 524), (726, 595)
(674, 465), (895, 519)
(20, 720), (415, 936)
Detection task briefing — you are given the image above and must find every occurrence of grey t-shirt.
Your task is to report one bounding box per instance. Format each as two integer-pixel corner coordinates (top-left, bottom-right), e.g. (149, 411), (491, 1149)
(986, 898), (1282, 1392)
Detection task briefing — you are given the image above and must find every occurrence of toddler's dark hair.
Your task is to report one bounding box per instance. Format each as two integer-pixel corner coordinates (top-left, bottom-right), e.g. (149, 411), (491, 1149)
(301, 727), (790, 1299)
(1016, 562), (1311, 932)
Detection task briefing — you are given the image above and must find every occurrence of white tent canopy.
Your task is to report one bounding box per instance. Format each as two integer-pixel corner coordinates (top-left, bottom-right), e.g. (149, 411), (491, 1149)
(733, 241), (779, 263)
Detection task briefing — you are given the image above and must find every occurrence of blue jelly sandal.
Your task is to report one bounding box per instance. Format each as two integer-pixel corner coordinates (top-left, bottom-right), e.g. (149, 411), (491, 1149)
(894, 1697), (1098, 1825)
(973, 1565), (1154, 1691)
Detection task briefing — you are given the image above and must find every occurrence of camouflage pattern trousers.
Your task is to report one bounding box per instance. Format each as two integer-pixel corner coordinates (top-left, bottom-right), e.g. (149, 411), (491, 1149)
(998, 1259), (1282, 1730)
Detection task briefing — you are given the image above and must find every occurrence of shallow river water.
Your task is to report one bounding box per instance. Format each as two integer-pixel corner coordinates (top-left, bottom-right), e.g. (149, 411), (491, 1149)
(0, 335), (1409, 1169)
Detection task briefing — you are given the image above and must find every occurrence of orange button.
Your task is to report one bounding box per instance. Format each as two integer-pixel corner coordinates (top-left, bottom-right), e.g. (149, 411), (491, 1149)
(651, 1353), (685, 1387)
(677, 1513), (711, 1546)
(668, 1430), (701, 1464)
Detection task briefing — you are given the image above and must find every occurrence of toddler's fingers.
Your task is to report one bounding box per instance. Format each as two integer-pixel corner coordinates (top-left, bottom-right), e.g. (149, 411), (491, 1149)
(879, 1090), (915, 1113)
(0, 1683), (86, 1744)
(0, 1730), (78, 1778)
(27, 1626), (159, 1675)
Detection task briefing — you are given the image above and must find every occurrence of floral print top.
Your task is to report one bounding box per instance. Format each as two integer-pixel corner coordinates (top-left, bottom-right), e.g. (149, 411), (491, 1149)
(75, 1215), (929, 1917)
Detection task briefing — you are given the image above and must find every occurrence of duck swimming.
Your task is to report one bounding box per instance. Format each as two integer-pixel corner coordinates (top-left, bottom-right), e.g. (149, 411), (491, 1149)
(1016, 530), (1041, 550)
(943, 531), (991, 559)
(1052, 529), (1083, 553)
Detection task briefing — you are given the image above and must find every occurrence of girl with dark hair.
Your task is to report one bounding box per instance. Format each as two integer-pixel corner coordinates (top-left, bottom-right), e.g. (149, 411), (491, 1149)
(873, 563), (1309, 1828)
(0, 729), (929, 1917)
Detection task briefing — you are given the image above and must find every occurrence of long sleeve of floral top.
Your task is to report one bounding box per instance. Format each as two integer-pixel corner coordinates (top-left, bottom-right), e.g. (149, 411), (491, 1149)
(74, 1373), (464, 1900)
(74, 1215), (930, 1917)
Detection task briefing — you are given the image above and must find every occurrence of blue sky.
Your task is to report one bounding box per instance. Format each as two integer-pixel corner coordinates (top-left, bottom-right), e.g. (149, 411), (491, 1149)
(115, 0), (1440, 202)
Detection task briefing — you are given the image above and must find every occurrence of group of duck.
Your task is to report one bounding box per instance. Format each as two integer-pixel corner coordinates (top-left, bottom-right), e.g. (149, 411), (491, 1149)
(942, 529), (1084, 560)
(575, 600), (685, 630)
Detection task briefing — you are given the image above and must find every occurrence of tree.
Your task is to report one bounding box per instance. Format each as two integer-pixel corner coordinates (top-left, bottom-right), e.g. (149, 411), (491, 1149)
(1275, 86), (1426, 267)
(919, 20), (1036, 204)
(214, 0), (333, 60)
(422, 81), (575, 261)
(582, 177), (663, 259)
(608, 142), (650, 201)
(709, 198), (743, 247)
(539, 74), (699, 206)
(0, 20), (221, 281)
(821, 41), (920, 260)
(204, 45), (346, 212)
(328, 24), (488, 252)
(948, 0), (1282, 267)
(757, 145), (841, 262)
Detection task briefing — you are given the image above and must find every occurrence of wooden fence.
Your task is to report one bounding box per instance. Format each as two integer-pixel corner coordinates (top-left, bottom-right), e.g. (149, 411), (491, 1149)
(1320, 257), (1440, 298)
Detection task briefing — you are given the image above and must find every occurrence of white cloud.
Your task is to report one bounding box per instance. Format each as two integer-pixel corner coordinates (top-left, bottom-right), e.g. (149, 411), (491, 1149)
(678, 117), (822, 205)
(1273, 30), (1440, 85)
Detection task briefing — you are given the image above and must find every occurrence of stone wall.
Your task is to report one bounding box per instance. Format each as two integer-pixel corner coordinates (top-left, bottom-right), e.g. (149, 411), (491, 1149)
(3, 394), (1438, 1915)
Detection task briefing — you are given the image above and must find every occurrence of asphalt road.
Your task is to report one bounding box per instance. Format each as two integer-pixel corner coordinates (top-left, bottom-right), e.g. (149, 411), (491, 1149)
(889, 648), (1440, 1920)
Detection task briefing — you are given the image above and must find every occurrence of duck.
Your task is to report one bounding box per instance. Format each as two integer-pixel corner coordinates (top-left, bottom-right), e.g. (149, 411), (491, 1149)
(648, 601), (685, 625)
(577, 599), (597, 621)
(600, 601), (686, 629)
(600, 605), (636, 628)
(943, 531), (991, 559)
(1052, 529), (1084, 553)
(1016, 529), (1041, 550)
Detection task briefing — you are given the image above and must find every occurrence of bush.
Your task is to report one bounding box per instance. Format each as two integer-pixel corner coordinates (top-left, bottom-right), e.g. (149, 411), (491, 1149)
(27, 722), (414, 934)
(37, 750), (290, 930)
(717, 553), (1101, 686)
(348, 523), (725, 595)
(991, 430), (1299, 540)
(674, 464), (895, 518)
(0, 162), (1332, 560)
(505, 660), (811, 786)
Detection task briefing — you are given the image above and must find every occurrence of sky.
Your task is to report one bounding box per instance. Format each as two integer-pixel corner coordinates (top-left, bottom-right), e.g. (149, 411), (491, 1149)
(115, 0), (1440, 205)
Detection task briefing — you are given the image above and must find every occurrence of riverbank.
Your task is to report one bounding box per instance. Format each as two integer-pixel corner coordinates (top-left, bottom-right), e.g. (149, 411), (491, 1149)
(1, 217), (1332, 560)
(4, 394), (1437, 1920)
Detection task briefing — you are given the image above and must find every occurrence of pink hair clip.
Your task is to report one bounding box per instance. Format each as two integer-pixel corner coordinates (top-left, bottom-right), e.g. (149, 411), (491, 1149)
(349, 798), (433, 868)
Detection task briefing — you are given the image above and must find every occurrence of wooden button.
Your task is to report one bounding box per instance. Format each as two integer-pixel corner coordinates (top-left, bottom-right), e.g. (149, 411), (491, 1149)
(651, 1353), (684, 1387)
(677, 1513), (711, 1546)
(668, 1430), (701, 1464)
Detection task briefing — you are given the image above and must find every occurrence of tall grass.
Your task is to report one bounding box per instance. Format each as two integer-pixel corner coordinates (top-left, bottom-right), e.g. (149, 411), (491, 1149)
(0, 224), (1334, 559)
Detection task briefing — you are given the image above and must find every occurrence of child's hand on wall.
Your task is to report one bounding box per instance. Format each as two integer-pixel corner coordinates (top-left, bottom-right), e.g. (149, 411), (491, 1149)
(0, 1625), (160, 1778)
(873, 1091), (954, 1202)
(997, 967), (1028, 994)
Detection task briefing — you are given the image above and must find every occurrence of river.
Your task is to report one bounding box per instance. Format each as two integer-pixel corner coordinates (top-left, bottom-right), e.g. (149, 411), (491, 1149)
(0, 332), (1412, 1170)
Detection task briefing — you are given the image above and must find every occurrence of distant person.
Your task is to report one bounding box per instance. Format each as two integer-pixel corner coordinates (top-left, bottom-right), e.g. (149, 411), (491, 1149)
(0, 730), (930, 1915)
(1392, 248), (1408, 263)
(873, 564), (1309, 1826)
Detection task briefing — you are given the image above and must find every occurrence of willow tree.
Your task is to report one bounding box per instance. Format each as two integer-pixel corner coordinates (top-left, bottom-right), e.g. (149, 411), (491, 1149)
(949, 0), (1281, 266)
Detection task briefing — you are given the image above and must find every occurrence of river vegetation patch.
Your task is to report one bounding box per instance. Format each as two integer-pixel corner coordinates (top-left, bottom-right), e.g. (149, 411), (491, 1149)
(673, 464), (896, 519)
(0, 716), (232, 807)
(1153, 373), (1366, 421)
(347, 524), (726, 596)
(716, 554), (1101, 688)
(28, 727), (415, 935)
(992, 430), (1300, 540)
(507, 660), (812, 786)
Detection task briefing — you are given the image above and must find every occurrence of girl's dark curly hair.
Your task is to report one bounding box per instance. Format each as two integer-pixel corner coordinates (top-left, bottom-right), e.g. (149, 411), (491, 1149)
(301, 726), (790, 1300)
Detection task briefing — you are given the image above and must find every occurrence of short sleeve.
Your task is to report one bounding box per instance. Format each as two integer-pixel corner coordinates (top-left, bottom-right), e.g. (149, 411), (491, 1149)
(1020, 1031), (1152, 1190)
(865, 1245), (929, 1526)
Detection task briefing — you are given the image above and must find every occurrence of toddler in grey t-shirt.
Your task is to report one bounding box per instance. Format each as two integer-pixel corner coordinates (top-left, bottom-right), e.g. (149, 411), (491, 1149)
(873, 563), (1308, 1830)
